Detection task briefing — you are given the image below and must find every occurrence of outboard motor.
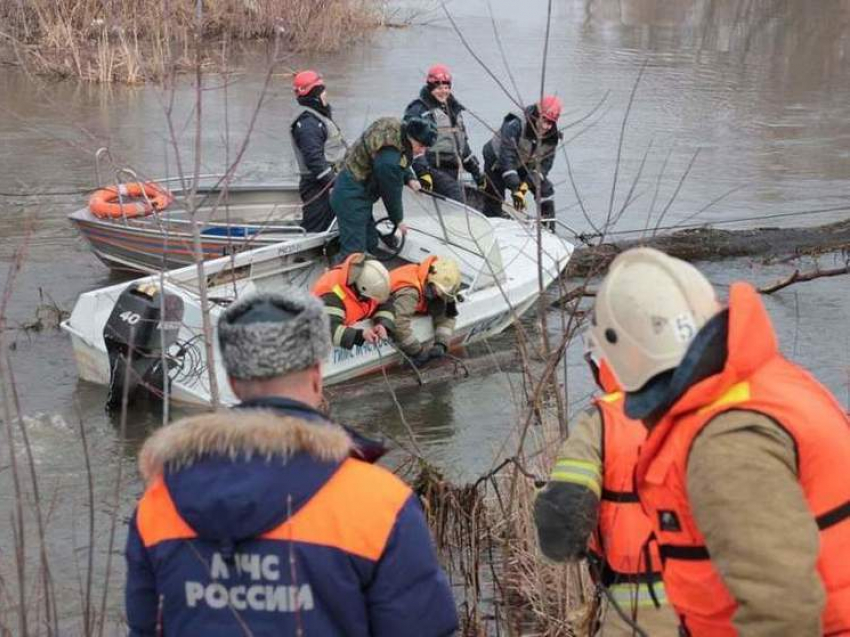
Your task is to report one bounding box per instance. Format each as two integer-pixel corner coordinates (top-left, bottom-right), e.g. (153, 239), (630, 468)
(103, 283), (184, 409)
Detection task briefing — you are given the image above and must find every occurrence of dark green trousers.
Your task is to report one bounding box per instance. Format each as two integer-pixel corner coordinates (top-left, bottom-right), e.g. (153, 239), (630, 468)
(330, 170), (379, 260)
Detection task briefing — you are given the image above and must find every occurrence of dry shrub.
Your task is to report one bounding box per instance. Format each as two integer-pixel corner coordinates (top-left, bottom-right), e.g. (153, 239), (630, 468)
(0, 0), (382, 83)
(496, 467), (596, 636)
(410, 412), (596, 636)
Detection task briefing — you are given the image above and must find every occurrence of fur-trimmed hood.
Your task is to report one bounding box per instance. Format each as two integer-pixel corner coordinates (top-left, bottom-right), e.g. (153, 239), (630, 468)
(139, 409), (355, 544)
(139, 410), (352, 482)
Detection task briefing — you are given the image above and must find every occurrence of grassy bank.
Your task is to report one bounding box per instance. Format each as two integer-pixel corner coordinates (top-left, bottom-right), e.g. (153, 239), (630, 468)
(0, 0), (383, 83)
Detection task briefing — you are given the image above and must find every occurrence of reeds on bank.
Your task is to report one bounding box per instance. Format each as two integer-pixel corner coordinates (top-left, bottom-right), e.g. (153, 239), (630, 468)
(412, 410), (596, 636)
(0, 0), (382, 83)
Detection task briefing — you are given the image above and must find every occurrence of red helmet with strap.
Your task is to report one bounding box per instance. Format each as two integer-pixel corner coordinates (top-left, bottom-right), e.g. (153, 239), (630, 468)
(426, 64), (452, 85)
(539, 95), (562, 123)
(293, 70), (324, 97)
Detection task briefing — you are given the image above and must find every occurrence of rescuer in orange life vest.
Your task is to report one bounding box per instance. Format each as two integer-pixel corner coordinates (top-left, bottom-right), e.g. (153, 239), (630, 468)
(534, 350), (680, 636)
(311, 253), (396, 350)
(584, 247), (850, 637)
(389, 256), (462, 367)
(124, 288), (458, 636)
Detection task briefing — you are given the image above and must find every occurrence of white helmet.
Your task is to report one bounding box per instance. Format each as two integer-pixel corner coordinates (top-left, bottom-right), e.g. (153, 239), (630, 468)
(588, 248), (720, 392)
(352, 258), (391, 303)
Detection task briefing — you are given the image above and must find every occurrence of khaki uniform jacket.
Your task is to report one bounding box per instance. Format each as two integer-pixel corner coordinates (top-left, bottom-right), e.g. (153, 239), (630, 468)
(558, 408), (822, 637)
(391, 287), (455, 356)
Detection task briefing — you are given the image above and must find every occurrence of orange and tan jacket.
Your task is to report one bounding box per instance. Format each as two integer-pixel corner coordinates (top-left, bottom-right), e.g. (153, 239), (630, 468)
(389, 256), (455, 355)
(312, 254), (380, 326)
(389, 255), (438, 314)
(311, 254), (395, 348)
(636, 283), (850, 636)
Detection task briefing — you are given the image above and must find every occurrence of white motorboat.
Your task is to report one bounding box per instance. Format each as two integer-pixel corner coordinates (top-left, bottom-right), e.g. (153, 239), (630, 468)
(62, 189), (574, 407)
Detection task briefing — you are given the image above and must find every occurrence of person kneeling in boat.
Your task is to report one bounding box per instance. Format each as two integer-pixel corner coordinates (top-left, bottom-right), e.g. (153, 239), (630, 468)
(311, 253), (396, 350)
(331, 116), (438, 261)
(389, 256), (462, 367)
(291, 70), (348, 233)
(481, 96), (562, 228)
(125, 289), (458, 636)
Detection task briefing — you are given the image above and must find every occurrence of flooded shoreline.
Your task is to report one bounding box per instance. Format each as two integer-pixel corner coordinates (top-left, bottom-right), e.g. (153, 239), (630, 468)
(2, 0), (850, 633)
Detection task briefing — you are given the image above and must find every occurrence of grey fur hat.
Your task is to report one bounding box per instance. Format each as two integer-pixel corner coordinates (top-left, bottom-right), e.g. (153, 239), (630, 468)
(217, 288), (332, 380)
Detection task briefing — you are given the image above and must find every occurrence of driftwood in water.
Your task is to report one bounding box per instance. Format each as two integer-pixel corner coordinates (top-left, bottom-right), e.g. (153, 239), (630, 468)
(758, 264), (850, 294)
(566, 217), (850, 278)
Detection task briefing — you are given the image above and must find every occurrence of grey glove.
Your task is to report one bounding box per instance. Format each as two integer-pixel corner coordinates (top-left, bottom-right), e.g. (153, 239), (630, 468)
(428, 343), (448, 360)
(410, 349), (432, 368)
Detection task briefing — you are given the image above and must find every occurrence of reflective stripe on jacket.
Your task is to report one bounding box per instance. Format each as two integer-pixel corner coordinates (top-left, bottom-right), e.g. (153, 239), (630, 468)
(290, 106), (347, 179)
(311, 254), (378, 326)
(592, 391), (664, 601)
(389, 255), (438, 314)
(636, 283), (850, 636)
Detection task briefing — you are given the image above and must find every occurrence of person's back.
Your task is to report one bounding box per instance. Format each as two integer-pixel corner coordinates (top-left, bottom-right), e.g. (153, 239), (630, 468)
(125, 289), (457, 636)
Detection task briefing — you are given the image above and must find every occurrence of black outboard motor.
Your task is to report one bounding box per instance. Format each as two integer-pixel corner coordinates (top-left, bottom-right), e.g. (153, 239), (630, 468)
(103, 283), (184, 409)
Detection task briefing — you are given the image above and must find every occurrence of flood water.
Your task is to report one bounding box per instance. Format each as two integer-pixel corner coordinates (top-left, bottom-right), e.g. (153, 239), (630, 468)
(1, 0), (849, 631)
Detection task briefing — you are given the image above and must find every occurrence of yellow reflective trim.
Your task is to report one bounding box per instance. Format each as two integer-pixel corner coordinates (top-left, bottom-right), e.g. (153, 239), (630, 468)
(324, 306), (346, 318)
(373, 311), (395, 322)
(549, 472), (601, 497)
(553, 459), (601, 478)
(608, 581), (668, 608)
(332, 284), (347, 301)
(599, 391), (623, 404)
(332, 325), (347, 346)
(697, 381), (751, 415)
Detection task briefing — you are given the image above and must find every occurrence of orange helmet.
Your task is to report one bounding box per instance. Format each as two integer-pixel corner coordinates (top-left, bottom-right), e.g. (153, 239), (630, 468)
(292, 70), (324, 97)
(426, 64), (452, 85)
(539, 95), (562, 123)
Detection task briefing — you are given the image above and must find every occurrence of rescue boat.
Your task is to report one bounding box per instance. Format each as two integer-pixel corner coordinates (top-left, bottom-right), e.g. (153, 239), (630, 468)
(62, 188), (573, 406)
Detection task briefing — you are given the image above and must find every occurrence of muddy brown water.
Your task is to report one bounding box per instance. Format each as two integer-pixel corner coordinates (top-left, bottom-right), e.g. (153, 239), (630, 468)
(1, 0), (849, 631)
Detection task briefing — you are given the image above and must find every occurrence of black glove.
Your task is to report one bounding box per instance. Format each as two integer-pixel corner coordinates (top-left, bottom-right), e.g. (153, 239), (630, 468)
(411, 349), (432, 367)
(533, 482), (599, 562)
(428, 343), (448, 360)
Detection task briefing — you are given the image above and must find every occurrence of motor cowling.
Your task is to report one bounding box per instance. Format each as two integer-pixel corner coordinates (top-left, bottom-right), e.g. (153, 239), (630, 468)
(103, 283), (184, 409)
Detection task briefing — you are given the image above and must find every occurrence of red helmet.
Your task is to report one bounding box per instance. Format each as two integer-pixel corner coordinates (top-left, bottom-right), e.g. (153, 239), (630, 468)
(426, 64), (452, 85)
(539, 95), (562, 123)
(292, 70), (324, 97)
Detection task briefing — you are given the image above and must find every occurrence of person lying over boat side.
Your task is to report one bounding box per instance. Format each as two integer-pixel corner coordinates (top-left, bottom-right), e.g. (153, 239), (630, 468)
(389, 256), (462, 367)
(311, 253), (396, 349)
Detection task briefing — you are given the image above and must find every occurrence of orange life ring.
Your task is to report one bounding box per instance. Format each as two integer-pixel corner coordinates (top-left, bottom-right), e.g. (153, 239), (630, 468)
(88, 182), (173, 219)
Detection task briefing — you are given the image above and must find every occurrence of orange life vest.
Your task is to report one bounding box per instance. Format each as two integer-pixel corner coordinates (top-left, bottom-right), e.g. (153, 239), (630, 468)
(635, 283), (850, 636)
(592, 391), (665, 607)
(311, 254), (378, 326)
(137, 457), (411, 561)
(389, 256), (437, 314)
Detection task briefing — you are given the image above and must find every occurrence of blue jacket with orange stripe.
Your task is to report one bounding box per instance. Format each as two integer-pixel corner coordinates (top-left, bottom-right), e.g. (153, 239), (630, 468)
(124, 397), (458, 636)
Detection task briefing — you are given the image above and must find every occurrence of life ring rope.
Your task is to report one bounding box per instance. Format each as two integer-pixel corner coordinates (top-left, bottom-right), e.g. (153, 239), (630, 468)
(88, 182), (173, 219)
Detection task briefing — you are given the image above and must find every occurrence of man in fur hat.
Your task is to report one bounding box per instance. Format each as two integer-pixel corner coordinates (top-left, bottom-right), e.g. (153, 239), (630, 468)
(125, 288), (458, 636)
